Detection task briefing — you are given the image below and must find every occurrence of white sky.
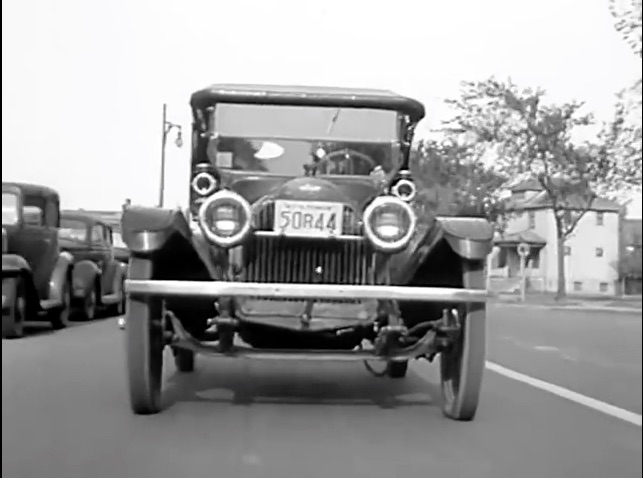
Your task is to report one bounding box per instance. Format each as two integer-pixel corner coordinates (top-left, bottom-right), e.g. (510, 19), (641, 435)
(2, 0), (641, 212)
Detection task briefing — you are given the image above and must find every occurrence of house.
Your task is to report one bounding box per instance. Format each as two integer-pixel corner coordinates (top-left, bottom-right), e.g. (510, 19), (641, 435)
(488, 179), (622, 295)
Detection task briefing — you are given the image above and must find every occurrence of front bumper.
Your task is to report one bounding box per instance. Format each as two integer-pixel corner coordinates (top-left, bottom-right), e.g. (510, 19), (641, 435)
(125, 280), (491, 303)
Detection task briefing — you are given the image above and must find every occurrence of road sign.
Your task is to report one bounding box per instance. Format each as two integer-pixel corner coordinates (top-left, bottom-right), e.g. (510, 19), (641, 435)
(517, 242), (530, 257)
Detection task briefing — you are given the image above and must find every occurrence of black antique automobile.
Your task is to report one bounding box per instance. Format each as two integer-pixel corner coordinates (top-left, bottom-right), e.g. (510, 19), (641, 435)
(59, 211), (128, 319)
(122, 84), (494, 420)
(2, 182), (74, 338)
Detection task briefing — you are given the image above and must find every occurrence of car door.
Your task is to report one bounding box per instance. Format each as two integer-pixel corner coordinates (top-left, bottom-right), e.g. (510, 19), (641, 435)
(11, 196), (59, 299)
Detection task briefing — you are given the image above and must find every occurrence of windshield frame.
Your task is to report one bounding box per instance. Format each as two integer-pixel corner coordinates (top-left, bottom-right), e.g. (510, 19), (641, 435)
(207, 104), (405, 178)
(209, 103), (403, 145)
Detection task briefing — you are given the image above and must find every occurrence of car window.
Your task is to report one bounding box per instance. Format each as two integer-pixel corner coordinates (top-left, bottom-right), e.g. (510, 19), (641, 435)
(91, 225), (103, 244)
(60, 219), (87, 242)
(23, 206), (44, 226)
(2, 192), (19, 225)
(22, 195), (45, 227)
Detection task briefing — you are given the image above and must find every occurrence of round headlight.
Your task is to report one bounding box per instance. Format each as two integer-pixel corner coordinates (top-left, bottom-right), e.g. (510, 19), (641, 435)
(363, 196), (416, 252)
(391, 178), (417, 202)
(191, 172), (217, 197)
(198, 190), (252, 248)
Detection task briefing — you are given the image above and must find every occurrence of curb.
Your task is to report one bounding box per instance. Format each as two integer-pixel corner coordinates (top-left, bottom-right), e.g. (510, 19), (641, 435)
(490, 302), (641, 314)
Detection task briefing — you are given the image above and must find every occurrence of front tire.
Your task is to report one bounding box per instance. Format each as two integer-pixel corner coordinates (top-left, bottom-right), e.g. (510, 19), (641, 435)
(126, 257), (164, 415)
(78, 286), (97, 321)
(51, 279), (71, 330)
(439, 261), (486, 422)
(2, 276), (27, 339)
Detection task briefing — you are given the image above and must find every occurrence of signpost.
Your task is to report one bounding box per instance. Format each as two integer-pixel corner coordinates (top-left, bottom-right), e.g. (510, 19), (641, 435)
(517, 242), (530, 302)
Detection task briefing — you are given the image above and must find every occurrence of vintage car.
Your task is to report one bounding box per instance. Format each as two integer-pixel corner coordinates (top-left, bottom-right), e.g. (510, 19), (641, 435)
(59, 211), (128, 319)
(122, 84), (493, 420)
(2, 182), (75, 338)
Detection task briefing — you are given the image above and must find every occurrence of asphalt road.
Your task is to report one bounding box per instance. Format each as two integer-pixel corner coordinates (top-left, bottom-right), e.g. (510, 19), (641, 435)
(2, 305), (642, 477)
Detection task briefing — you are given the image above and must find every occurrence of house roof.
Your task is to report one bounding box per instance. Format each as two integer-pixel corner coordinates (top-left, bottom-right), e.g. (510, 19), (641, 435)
(507, 190), (622, 213)
(494, 230), (547, 246)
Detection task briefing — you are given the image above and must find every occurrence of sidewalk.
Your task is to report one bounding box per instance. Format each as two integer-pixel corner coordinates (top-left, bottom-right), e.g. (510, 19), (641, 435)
(491, 293), (642, 313)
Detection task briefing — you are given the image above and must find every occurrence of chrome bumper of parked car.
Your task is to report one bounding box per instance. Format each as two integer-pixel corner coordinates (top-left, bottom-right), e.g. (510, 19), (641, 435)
(125, 280), (491, 303)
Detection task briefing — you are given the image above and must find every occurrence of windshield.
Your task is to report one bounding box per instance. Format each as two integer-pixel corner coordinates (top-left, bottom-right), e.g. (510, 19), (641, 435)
(59, 219), (87, 242)
(2, 193), (19, 225)
(209, 104), (401, 177)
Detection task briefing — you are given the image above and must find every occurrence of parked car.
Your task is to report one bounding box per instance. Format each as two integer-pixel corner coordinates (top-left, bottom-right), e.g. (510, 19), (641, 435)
(59, 211), (128, 320)
(121, 84), (493, 420)
(2, 182), (75, 338)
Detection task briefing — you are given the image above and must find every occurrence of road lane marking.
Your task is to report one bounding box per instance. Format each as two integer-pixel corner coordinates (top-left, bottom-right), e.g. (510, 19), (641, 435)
(486, 361), (642, 427)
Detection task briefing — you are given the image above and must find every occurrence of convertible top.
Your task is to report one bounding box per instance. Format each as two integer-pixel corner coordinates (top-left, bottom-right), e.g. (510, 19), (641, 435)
(190, 83), (426, 122)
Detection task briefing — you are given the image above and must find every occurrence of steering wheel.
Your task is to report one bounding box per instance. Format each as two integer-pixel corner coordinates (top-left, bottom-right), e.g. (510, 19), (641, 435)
(315, 148), (377, 175)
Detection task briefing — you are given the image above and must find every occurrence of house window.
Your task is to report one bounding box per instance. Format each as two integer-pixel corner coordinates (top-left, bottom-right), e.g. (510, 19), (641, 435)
(528, 211), (536, 229)
(574, 281), (583, 291)
(596, 247), (604, 257)
(596, 212), (604, 226)
(599, 282), (609, 293)
(564, 246), (571, 256)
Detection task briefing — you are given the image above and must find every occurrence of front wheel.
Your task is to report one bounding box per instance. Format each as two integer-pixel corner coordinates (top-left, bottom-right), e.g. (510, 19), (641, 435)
(2, 276), (27, 339)
(439, 262), (486, 422)
(126, 257), (164, 415)
(51, 279), (71, 330)
(78, 286), (97, 321)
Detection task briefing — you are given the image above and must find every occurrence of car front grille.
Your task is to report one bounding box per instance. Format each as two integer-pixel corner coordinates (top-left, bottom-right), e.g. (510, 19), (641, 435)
(241, 236), (375, 286)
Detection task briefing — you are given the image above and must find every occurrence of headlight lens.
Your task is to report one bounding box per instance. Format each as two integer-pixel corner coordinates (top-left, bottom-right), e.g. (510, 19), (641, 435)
(198, 190), (252, 248)
(363, 197), (416, 252)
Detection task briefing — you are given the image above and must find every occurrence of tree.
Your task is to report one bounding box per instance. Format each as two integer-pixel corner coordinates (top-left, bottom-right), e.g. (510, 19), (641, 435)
(599, 79), (643, 194)
(609, 0), (642, 57)
(410, 138), (509, 230)
(442, 77), (631, 299)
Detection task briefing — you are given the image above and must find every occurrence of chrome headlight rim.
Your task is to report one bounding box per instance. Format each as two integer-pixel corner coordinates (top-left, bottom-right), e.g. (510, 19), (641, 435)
(391, 178), (417, 202)
(363, 196), (417, 253)
(197, 190), (252, 248)
(191, 171), (218, 197)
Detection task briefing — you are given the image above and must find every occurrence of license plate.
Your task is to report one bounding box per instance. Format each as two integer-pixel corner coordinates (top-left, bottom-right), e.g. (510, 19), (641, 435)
(273, 200), (343, 238)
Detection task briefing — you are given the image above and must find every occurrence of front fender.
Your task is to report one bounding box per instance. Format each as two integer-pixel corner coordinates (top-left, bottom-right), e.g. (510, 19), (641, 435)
(438, 216), (494, 261)
(110, 261), (128, 294)
(48, 251), (74, 302)
(2, 254), (31, 275)
(121, 206), (192, 255)
(72, 259), (100, 298)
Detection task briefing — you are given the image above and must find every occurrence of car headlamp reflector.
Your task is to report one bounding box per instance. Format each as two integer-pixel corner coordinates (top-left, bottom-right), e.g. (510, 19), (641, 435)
(198, 190), (252, 248)
(363, 196), (416, 252)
